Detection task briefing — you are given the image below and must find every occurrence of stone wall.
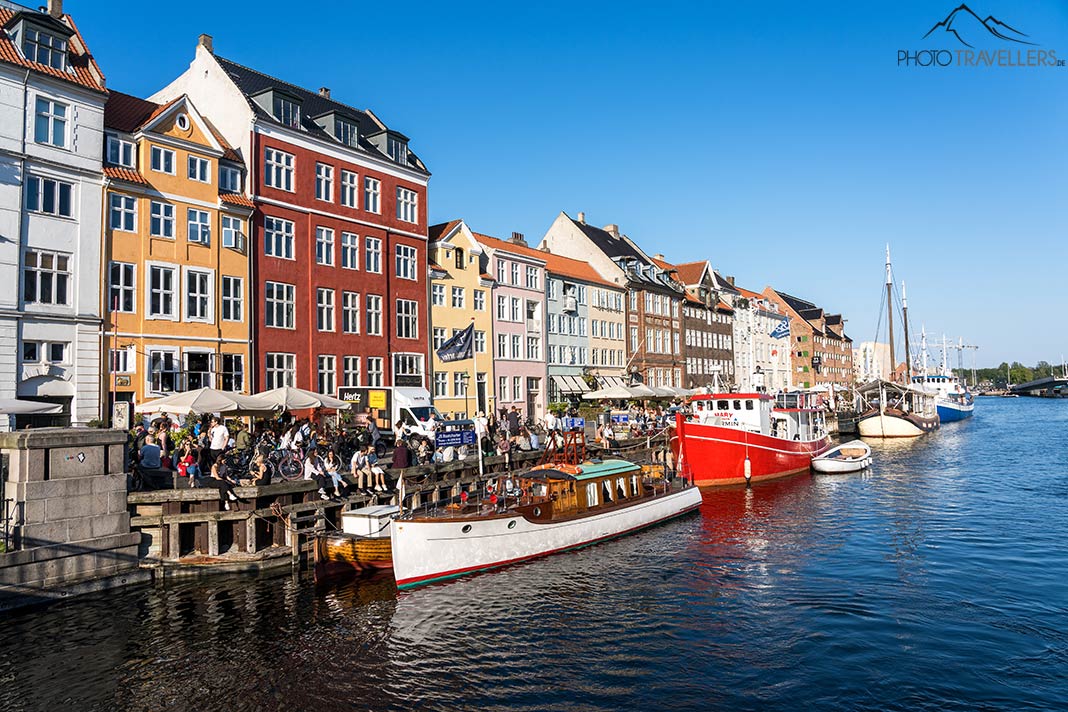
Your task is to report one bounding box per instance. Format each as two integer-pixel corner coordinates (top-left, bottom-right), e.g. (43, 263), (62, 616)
(0, 428), (148, 611)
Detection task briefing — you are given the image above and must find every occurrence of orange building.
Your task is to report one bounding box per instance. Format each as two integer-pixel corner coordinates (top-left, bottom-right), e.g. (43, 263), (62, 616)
(102, 91), (253, 417)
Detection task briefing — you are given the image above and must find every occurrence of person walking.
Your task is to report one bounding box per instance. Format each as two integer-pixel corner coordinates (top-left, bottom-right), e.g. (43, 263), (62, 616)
(207, 417), (229, 467)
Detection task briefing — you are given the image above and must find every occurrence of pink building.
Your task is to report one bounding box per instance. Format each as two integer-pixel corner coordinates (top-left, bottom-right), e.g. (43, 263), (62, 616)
(473, 231), (547, 424)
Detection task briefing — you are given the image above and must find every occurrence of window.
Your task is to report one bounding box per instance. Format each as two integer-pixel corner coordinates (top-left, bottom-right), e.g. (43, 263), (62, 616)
(187, 155), (210, 183)
(526, 266), (539, 289)
(342, 291), (360, 333)
(109, 262), (136, 313)
(23, 249), (70, 306)
(150, 201), (174, 238)
(315, 227), (335, 265)
(511, 335), (521, 359)
(265, 281), (296, 329)
(335, 118), (358, 147)
(499, 376), (509, 402)
(364, 177), (380, 213)
(315, 163), (333, 202)
(454, 248), (465, 270)
(365, 237), (382, 273)
(221, 353), (244, 391)
(150, 146), (174, 174)
(451, 287), (465, 309)
(149, 350), (179, 392)
(396, 299), (418, 339)
(221, 215), (243, 249)
(497, 334), (507, 358)
(318, 355), (336, 395)
(265, 353), (296, 389)
(25, 176), (73, 217)
(186, 269), (212, 321)
(147, 264), (175, 318)
(395, 244), (418, 280)
(513, 376), (521, 401)
(388, 136), (408, 164)
(366, 295), (382, 335)
(220, 165), (241, 192)
(316, 288), (335, 332)
(474, 290), (486, 311)
(343, 356), (361, 387)
(367, 357), (384, 387)
(264, 148), (293, 191)
(340, 232), (359, 269)
(221, 276), (243, 321)
(511, 263), (519, 285)
(396, 187), (418, 223)
(526, 336), (540, 360)
(109, 345), (135, 373)
(453, 372), (467, 397)
(475, 330), (486, 353)
(187, 209), (210, 244)
(631, 326), (639, 351)
(496, 295), (506, 320)
(434, 372), (447, 397)
(264, 217), (294, 259)
(23, 27), (66, 69)
(548, 279), (558, 300)
(34, 98), (66, 148)
(497, 259), (507, 283)
(106, 136), (134, 167)
(433, 327), (446, 349)
(272, 95), (301, 128)
(510, 297), (521, 322)
(109, 193), (136, 232)
(341, 170), (358, 207)
(548, 314), (556, 333)
(431, 284), (445, 306)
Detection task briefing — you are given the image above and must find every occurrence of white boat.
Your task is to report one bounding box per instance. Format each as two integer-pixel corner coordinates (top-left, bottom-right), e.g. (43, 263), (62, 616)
(390, 459), (702, 588)
(811, 440), (872, 473)
(855, 379), (940, 438)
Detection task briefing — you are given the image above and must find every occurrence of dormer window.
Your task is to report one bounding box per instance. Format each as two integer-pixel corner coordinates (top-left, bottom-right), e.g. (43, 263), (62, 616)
(23, 26), (67, 70)
(335, 117), (358, 147)
(106, 135), (134, 168)
(387, 136), (408, 164)
(272, 95), (301, 128)
(219, 165), (242, 192)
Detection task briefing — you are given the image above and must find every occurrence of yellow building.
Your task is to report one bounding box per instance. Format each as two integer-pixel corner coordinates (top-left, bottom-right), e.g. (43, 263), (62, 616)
(427, 220), (495, 418)
(102, 92), (253, 418)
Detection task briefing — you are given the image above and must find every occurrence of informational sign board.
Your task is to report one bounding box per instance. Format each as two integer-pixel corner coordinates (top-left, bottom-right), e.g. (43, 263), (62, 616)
(337, 387), (393, 429)
(435, 429), (477, 447)
(611, 414), (630, 424)
(563, 417), (585, 430)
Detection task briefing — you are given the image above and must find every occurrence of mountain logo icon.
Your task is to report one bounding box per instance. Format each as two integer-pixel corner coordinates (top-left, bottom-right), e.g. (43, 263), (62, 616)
(923, 4), (1036, 48)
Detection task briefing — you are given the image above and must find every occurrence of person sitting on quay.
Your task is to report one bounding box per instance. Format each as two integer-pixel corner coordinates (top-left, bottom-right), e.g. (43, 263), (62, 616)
(243, 452), (271, 487)
(201, 459), (240, 510)
(352, 444), (387, 494)
(321, 449), (347, 498)
(392, 437), (411, 470)
(302, 449), (332, 501)
(139, 435), (162, 471)
(496, 432), (512, 470)
(175, 441), (200, 486)
(415, 437), (433, 466)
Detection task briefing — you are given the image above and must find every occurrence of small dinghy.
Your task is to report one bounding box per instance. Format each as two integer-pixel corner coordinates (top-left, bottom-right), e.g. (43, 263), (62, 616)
(811, 440), (872, 474)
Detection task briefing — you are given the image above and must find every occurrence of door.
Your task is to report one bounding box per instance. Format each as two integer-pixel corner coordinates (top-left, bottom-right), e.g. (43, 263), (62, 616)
(476, 372), (487, 413)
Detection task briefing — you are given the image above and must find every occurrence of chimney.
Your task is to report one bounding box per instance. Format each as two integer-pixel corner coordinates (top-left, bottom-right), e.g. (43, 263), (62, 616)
(509, 232), (527, 247)
(46, 0), (62, 18)
(198, 33), (214, 53)
(319, 87), (331, 98)
(604, 224), (619, 238)
(577, 211), (586, 224)
(726, 275), (736, 286)
(539, 244), (551, 253)
(653, 253), (665, 261)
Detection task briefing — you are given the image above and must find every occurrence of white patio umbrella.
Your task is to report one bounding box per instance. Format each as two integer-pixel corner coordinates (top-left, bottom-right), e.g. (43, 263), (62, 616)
(0, 399), (62, 415)
(252, 386), (352, 411)
(582, 384), (639, 401)
(648, 386), (678, 398)
(628, 383), (658, 398)
(135, 387), (273, 416)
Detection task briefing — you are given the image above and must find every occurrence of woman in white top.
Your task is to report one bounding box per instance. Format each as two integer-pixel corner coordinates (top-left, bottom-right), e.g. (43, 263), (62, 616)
(321, 449), (345, 497)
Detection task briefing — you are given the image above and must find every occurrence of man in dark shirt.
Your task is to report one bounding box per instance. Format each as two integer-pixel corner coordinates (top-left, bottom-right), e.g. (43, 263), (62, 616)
(506, 407), (520, 437)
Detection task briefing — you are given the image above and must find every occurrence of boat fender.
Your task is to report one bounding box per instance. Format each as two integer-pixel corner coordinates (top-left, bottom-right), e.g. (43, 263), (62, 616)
(744, 457), (752, 485)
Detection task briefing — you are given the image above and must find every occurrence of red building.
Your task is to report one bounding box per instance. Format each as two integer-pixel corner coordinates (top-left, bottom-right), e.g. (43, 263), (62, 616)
(154, 37), (431, 393)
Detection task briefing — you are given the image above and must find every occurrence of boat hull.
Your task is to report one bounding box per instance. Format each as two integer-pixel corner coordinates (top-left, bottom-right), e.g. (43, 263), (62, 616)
(314, 533), (393, 580)
(673, 420), (831, 487)
(856, 411), (939, 438)
(937, 401), (974, 422)
(391, 486), (703, 588)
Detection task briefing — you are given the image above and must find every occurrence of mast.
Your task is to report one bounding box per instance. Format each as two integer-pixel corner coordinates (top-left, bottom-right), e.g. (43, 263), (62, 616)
(902, 279), (911, 383)
(921, 325), (928, 378)
(942, 334), (948, 376)
(885, 245), (896, 382)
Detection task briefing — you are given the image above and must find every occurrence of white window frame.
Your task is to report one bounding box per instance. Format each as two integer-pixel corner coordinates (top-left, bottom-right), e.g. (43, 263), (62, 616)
(342, 291), (360, 334)
(108, 261), (136, 314)
(146, 262), (178, 320)
(343, 356), (361, 387)
(317, 354), (337, 396)
(365, 237), (382, 273)
(315, 162), (333, 202)
(264, 281), (296, 330)
(317, 288), (335, 332)
(221, 214), (243, 249)
(396, 187), (418, 224)
(396, 298), (418, 340)
(150, 201), (175, 238)
(34, 97), (67, 148)
(451, 286), (465, 309)
(150, 146), (175, 175)
(315, 226), (335, 266)
(25, 175), (73, 218)
(219, 165), (242, 192)
(367, 357), (384, 387)
(340, 170), (358, 207)
(265, 352), (296, 389)
(187, 208), (210, 244)
(264, 216), (295, 259)
(395, 243), (418, 280)
(106, 135), (135, 167)
(184, 267), (214, 322)
(264, 147), (294, 192)
(109, 193), (137, 232)
(366, 294), (383, 336)
(364, 177), (380, 213)
(431, 284), (445, 306)
(340, 232), (359, 269)
(474, 289), (485, 311)
(221, 275), (243, 322)
(187, 155), (210, 183)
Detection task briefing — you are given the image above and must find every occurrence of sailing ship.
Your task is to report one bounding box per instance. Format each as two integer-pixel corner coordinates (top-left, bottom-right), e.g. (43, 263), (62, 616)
(390, 433), (701, 588)
(672, 391), (831, 486)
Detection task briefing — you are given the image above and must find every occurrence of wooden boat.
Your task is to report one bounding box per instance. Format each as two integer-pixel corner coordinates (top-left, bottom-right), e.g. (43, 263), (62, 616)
(672, 391), (831, 487)
(390, 437), (701, 588)
(855, 380), (939, 438)
(314, 505), (397, 579)
(811, 440), (872, 474)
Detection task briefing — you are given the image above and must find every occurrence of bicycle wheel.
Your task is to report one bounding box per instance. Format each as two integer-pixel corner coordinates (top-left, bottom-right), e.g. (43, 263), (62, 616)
(277, 454), (303, 481)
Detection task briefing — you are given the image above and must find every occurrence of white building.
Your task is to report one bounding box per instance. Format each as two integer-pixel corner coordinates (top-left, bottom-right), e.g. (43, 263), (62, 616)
(0, 0), (107, 428)
(732, 287), (792, 392)
(853, 341), (891, 383)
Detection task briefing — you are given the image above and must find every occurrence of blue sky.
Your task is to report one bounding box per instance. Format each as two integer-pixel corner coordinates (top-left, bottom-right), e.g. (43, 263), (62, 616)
(77, 0), (1067, 367)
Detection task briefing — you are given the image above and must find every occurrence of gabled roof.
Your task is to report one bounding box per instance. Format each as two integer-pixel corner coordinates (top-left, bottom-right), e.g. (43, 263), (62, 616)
(471, 232), (547, 265)
(0, 8), (105, 93)
(715, 300), (734, 313)
(214, 55), (428, 175)
(569, 216), (650, 264)
(674, 261), (708, 286)
(428, 220), (463, 243)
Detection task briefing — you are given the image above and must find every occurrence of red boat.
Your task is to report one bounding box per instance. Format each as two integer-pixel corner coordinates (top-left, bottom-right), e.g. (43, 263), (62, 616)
(673, 392), (832, 487)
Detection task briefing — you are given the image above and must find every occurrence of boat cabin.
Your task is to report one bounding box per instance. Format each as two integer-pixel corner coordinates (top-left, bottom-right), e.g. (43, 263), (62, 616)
(857, 379), (938, 419)
(689, 392), (826, 441)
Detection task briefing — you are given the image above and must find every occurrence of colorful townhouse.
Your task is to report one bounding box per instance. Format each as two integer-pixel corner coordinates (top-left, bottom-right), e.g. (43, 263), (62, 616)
(472, 232), (547, 423)
(733, 287), (792, 392)
(101, 91), (253, 415)
(762, 288), (854, 390)
(427, 220), (495, 418)
(152, 35), (430, 394)
(674, 261), (737, 389)
(0, 0), (107, 429)
(540, 212), (684, 388)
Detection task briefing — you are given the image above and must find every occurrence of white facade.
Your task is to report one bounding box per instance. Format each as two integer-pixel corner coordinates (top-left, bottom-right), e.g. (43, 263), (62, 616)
(0, 11), (107, 428)
(732, 293), (792, 392)
(853, 341), (891, 383)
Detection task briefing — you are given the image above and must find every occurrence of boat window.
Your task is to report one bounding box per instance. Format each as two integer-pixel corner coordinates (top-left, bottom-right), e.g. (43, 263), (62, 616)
(617, 477), (626, 499)
(631, 474), (640, 494)
(507, 520), (516, 529)
(586, 481), (599, 506)
(717, 400), (729, 410)
(461, 524), (472, 534)
(745, 400), (754, 410)
(602, 480), (614, 503)
(733, 400), (742, 410)
(532, 507), (541, 517)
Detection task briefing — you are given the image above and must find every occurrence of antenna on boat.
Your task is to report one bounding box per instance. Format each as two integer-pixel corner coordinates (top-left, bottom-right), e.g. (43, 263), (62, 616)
(901, 279), (911, 384)
(885, 245), (896, 382)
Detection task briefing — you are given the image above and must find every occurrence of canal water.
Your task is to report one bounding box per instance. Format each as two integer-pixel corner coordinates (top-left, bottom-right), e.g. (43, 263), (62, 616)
(2, 398), (1067, 711)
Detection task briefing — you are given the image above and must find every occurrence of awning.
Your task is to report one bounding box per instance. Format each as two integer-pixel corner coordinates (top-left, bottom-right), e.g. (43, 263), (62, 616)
(596, 376), (628, 388)
(551, 375), (591, 394)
